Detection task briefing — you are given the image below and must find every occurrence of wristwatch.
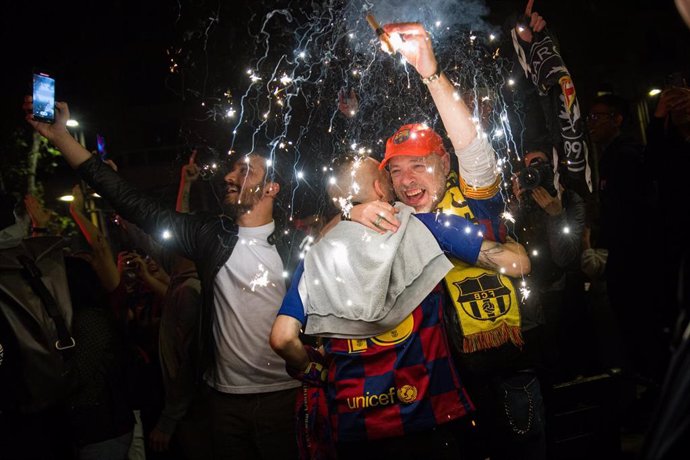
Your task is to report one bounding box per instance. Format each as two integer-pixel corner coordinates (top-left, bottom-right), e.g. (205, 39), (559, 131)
(421, 68), (442, 85)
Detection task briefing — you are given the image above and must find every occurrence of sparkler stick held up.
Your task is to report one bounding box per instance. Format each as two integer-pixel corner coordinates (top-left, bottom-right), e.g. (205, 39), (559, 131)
(366, 13), (395, 54)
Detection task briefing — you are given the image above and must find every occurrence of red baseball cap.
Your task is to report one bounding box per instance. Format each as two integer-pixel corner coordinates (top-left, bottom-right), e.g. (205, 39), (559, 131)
(379, 123), (447, 170)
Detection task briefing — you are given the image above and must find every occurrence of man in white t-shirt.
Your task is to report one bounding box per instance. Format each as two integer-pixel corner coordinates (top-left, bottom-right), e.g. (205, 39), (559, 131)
(201, 153), (301, 459)
(23, 98), (304, 460)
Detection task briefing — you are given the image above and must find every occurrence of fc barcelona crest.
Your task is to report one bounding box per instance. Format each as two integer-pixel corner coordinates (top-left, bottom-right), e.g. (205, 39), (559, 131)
(453, 273), (512, 322)
(393, 129), (410, 144)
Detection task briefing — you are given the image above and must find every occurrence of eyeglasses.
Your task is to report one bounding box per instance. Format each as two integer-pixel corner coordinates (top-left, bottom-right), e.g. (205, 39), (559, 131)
(587, 112), (615, 121)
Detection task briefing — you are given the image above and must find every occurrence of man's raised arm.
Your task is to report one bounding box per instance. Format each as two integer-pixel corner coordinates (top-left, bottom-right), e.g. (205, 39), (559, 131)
(382, 23), (498, 193)
(381, 23), (477, 151)
(23, 97), (205, 260)
(23, 99), (92, 168)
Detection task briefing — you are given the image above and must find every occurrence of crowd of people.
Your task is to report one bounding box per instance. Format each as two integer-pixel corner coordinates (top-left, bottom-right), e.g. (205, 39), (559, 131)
(1, 6), (689, 460)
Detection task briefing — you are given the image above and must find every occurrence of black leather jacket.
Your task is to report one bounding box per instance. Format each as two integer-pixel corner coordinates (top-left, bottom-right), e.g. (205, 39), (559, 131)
(78, 157), (306, 377)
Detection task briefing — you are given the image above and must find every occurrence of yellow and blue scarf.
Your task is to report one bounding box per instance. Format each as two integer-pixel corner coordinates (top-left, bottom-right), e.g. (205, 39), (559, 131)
(437, 174), (523, 353)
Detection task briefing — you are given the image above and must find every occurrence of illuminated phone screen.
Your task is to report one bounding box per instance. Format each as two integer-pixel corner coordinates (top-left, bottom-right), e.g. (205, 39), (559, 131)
(97, 134), (107, 159)
(33, 73), (55, 123)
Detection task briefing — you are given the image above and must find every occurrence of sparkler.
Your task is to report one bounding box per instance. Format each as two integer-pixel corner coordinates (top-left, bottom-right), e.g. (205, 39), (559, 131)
(168, 2), (531, 295)
(366, 13), (396, 54)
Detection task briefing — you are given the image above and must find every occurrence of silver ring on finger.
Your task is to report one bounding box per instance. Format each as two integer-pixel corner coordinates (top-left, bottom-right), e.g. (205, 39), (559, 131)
(374, 215), (384, 228)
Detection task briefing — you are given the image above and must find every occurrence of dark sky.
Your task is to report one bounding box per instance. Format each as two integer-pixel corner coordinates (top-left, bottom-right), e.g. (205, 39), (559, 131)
(1, 0), (689, 205)
(1, 1), (178, 152)
(3, 1), (687, 139)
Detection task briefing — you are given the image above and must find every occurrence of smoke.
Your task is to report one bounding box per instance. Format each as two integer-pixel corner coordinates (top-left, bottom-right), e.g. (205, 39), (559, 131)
(171, 0), (516, 219)
(346, 0), (493, 36)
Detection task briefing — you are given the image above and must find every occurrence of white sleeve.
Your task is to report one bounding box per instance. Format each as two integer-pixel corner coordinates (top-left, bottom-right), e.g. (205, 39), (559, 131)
(455, 134), (498, 189)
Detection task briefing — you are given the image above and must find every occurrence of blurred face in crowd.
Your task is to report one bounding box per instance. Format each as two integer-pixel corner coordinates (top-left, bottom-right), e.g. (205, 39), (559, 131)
(524, 150), (549, 167)
(587, 103), (622, 145)
(388, 153), (449, 213)
(222, 154), (271, 213)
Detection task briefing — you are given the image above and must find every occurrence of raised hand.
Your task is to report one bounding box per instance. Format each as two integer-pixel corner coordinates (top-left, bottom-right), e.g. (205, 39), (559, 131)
(181, 150), (201, 182)
(526, 0), (534, 15)
(23, 96), (70, 142)
(129, 253), (150, 277)
(24, 195), (54, 228)
(23, 97), (92, 169)
(117, 251), (138, 274)
(531, 186), (563, 216)
(381, 23), (438, 79)
(516, 0), (547, 43)
(103, 159), (119, 172)
(654, 87), (690, 118)
(338, 88), (359, 117)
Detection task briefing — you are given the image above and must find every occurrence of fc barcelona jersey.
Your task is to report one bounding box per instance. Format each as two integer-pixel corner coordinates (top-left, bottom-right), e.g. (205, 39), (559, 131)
(324, 284), (474, 443)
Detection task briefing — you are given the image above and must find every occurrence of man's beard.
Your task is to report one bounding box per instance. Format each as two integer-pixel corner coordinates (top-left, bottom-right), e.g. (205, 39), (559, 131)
(221, 187), (263, 217)
(396, 179), (447, 213)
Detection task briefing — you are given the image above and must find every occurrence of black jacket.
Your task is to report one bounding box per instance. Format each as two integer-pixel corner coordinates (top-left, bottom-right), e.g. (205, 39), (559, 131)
(517, 188), (586, 289)
(78, 157), (306, 378)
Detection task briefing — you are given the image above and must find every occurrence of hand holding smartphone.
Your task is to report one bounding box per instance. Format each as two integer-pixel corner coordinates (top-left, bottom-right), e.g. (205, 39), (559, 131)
(32, 72), (55, 124)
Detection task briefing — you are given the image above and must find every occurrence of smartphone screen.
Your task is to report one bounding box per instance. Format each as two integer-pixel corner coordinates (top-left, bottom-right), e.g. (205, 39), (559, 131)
(97, 134), (107, 160)
(32, 73), (55, 123)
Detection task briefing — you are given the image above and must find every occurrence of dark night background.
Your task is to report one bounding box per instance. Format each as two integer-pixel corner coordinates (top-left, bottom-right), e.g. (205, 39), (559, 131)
(1, 0), (689, 214)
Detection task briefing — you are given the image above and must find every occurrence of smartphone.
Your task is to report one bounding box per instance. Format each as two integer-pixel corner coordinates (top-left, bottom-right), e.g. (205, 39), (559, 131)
(32, 72), (56, 124)
(96, 134), (107, 160)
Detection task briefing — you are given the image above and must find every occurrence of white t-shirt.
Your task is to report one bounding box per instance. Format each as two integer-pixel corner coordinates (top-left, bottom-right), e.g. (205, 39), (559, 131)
(206, 221), (300, 394)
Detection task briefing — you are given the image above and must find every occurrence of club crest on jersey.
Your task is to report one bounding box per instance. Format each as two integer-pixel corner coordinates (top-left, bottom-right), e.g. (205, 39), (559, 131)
(453, 273), (512, 321)
(397, 385), (418, 404)
(559, 76), (576, 114)
(393, 129), (411, 144)
(348, 313), (414, 353)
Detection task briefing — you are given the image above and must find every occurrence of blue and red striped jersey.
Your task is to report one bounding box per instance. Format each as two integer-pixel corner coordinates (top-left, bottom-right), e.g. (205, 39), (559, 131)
(324, 284), (474, 443)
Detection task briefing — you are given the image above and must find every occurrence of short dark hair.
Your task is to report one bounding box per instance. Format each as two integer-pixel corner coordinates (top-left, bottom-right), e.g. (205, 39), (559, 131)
(591, 94), (631, 123)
